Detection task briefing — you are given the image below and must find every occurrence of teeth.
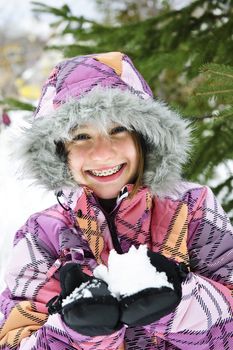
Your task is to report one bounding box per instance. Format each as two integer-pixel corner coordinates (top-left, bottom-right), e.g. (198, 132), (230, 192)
(90, 164), (122, 177)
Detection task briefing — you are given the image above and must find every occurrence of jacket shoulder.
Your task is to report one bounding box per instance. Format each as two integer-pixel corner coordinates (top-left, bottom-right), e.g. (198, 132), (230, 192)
(163, 181), (207, 201)
(23, 203), (70, 227)
(14, 203), (71, 248)
(153, 181), (208, 212)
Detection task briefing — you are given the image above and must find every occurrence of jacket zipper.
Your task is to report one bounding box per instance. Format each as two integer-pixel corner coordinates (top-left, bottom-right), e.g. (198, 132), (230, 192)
(104, 211), (123, 254)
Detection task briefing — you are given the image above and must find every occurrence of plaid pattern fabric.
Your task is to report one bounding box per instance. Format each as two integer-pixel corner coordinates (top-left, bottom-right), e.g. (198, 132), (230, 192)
(0, 301), (47, 348)
(151, 200), (189, 265)
(75, 191), (105, 265)
(34, 52), (153, 119)
(0, 183), (232, 349)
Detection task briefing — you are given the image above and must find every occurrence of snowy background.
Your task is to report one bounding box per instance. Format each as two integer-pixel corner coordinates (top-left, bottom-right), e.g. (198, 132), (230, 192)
(0, 0), (99, 37)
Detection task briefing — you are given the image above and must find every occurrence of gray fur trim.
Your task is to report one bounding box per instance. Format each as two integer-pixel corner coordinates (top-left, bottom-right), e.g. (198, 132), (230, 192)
(17, 87), (192, 195)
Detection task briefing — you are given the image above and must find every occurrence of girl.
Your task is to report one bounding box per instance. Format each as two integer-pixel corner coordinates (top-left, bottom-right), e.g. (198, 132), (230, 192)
(0, 52), (232, 349)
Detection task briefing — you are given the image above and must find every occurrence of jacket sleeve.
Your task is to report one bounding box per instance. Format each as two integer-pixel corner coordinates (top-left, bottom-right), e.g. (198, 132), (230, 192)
(0, 213), (125, 350)
(145, 186), (233, 349)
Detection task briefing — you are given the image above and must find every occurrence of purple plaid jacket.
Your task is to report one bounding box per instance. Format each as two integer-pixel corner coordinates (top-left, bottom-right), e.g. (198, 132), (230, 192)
(0, 182), (232, 349)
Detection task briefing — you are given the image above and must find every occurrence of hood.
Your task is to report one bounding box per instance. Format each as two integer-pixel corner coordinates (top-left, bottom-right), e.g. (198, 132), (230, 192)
(18, 52), (191, 196)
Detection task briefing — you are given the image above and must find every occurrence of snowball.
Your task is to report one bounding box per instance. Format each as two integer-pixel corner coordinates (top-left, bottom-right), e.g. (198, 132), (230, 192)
(94, 264), (109, 284)
(94, 245), (173, 298)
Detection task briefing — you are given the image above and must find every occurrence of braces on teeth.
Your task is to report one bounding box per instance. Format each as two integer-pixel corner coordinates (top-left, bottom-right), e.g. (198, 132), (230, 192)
(90, 164), (122, 177)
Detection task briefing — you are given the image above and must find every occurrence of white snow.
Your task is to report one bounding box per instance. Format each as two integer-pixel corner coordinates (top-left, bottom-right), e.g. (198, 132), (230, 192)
(94, 245), (173, 298)
(0, 0), (101, 39)
(62, 246), (173, 307)
(0, 114), (55, 291)
(62, 280), (96, 307)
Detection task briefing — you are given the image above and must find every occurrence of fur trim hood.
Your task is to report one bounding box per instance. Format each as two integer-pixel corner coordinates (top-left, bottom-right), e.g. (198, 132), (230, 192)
(18, 52), (191, 195)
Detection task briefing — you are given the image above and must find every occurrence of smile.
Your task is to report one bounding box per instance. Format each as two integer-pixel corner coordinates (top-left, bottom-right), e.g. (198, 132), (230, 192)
(88, 164), (124, 177)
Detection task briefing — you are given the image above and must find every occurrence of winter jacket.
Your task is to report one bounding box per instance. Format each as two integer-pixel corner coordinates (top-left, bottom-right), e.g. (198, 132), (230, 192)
(0, 52), (232, 349)
(0, 182), (232, 350)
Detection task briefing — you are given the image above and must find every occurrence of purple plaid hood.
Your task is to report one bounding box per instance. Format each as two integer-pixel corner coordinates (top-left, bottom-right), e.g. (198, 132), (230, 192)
(18, 52), (191, 195)
(34, 52), (153, 119)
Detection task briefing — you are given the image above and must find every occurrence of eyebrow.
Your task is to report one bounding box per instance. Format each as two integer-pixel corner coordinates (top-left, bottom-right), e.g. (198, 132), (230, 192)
(74, 125), (88, 130)
(70, 124), (127, 138)
(70, 125), (89, 135)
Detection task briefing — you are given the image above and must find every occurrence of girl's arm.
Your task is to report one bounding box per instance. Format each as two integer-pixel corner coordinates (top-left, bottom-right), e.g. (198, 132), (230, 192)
(145, 186), (233, 349)
(0, 212), (125, 350)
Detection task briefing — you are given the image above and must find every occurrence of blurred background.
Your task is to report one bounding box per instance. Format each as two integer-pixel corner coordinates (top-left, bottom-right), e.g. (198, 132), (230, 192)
(0, 0), (233, 289)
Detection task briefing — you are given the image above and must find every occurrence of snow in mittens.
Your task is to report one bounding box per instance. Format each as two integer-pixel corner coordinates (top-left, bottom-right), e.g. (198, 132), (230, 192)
(62, 280), (97, 307)
(94, 245), (173, 298)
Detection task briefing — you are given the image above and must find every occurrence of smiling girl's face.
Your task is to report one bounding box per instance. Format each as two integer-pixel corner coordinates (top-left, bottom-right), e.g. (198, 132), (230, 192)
(66, 123), (139, 199)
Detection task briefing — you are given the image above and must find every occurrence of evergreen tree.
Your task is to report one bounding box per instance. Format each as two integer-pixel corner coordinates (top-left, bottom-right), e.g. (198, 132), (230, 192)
(5, 0), (233, 218)
(94, 0), (169, 24)
(191, 63), (233, 215)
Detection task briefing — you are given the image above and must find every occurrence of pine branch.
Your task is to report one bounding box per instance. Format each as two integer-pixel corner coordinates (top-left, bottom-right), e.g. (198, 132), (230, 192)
(0, 98), (35, 112)
(201, 63), (233, 79)
(196, 88), (233, 96)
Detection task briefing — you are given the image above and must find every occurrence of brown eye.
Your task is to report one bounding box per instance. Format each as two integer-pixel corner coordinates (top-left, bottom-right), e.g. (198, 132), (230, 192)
(110, 126), (128, 135)
(72, 134), (90, 141)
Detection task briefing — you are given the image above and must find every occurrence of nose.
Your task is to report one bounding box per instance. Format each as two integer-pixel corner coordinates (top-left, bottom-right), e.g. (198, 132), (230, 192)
(90, 136), (115, 161)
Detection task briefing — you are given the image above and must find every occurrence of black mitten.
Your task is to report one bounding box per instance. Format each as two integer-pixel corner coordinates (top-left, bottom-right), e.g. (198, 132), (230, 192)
(47, 263), (121, 336)
(120, 250), (189, 327)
